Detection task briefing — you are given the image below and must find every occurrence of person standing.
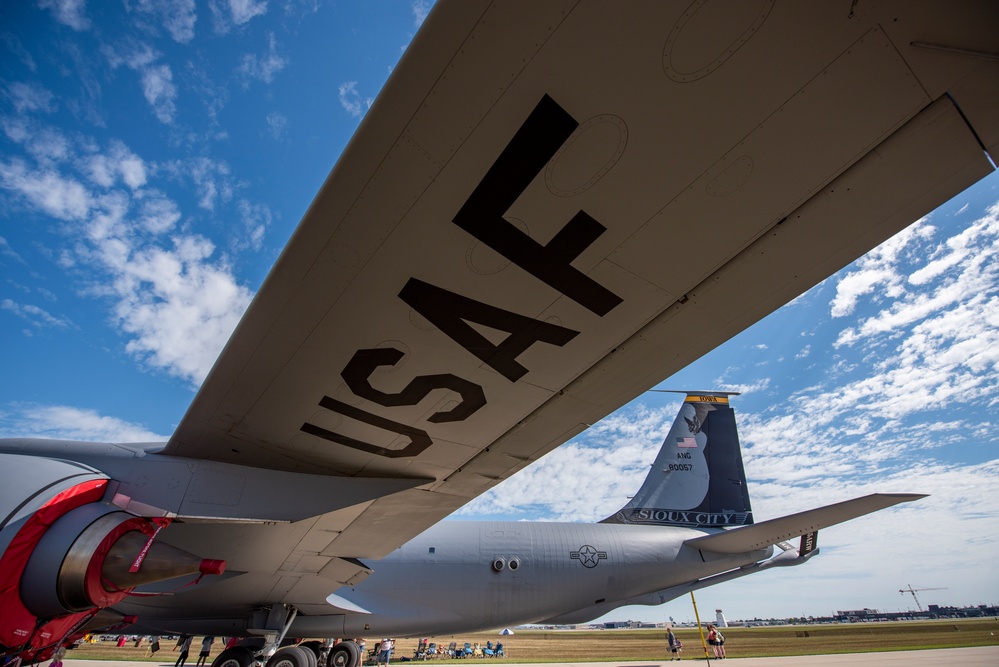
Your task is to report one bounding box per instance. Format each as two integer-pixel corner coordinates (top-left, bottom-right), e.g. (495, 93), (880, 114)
(376, 638), (393, 667)
(146, 637), (162, 658)
(706, 624), (724, 659)
(174, 636), (193, 667)
(196, 637), (215, 667)
(666, 627), (682, 661)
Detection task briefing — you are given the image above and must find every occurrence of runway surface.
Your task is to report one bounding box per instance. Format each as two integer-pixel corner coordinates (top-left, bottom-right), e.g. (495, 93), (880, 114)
(62, 645), (999, 667)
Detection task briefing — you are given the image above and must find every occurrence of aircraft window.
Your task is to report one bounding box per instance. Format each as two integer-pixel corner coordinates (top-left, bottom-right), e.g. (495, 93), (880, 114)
(428, 547), (435, 554)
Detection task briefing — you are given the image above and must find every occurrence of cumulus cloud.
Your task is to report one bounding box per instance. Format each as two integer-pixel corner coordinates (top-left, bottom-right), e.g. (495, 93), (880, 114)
(210, 0), (267, 32)
(229, 0), (267, 24)
(412, 0), (432, 26)
(265, 111), (287, 139)
(1, 299), (74, 330)
(0, 404), (166, 441)
(0, 236), (26, 264)
(104, 44), (178, 124)
(0, 159), (92, 220)
(338, 81), (372, 119)
(183, 157), (234, 211)
(85, 141), (148, 189)
(110, 235), (252, 384)
(236, 199), (271, 251)
(129, 0), (198, 43)
(38, 0), (91, 31)
(140, 63), (178, 123)
(459, 404), (678, 521)
(5, 81), (57, 114)
(238, 32), (287, 85)
(829, 222), (933, 318)
(1, 122), (254, 385)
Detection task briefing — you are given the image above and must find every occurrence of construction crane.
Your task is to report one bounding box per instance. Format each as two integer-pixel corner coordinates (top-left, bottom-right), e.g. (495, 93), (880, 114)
(899, 584), (947, 611)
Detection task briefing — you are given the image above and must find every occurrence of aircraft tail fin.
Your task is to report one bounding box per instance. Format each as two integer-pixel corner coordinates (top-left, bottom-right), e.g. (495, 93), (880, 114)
(601, 392), (752, 528)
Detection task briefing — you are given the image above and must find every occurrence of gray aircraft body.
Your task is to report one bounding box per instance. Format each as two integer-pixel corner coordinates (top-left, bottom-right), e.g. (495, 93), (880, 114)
(1, 2), (996, 667)
(315, 394), (918, 638)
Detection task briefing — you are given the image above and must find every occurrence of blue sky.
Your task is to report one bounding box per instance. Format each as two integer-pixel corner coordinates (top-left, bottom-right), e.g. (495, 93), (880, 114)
(1, 1), (997, 624)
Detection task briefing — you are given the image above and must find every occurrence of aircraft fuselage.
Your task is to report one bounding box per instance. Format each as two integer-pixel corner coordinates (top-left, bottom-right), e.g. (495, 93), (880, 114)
(315, 520), (769, 636)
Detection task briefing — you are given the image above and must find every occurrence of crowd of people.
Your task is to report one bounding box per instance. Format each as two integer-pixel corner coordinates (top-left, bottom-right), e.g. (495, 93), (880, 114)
(666, 623), (726, 660)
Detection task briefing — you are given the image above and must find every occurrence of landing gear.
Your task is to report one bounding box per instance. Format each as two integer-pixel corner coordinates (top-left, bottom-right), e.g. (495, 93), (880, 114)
(327, 641), (361, 667)
(298, 641), (322, 667)
(211, 646), (255, 667)
(266, 646), (312, 667)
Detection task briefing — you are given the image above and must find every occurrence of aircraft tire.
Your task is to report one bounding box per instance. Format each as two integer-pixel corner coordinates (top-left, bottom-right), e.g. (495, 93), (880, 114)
(267, 646), (311, 667)
(298, 642), (321, 667)
(327, 641), (360, 667)
(212, 647), (254, 667)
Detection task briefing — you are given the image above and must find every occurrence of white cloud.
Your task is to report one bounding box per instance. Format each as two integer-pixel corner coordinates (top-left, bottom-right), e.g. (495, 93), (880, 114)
(130, 0), (198, 43)
(0, 404), (166, 442)
(829, 222), (932, 317)
(411, 0), (432, 26)
(238, 32), (287, 85)
(136, 189), (181, 234)
(111, 235), (253, 384)
(265, 111), (287, 139)
(85, 141), (148, 190)
(338, 81), (372, 119)
(0, 236), (26, 264)
(183, 157), (233, 211)
(834, 205), (999, 348)
(460, 404), (677, 522)
(236, 199), (271, 251)
(140, 63), (178, 123)
(25, 127), (71, 163)
(0, 158), (92, 220)
(1, 121), (253, 385)
(38, 0), (91, 31)
(230, 0), (267, 25)
(104, 44), (178, 124)
(5, 82), (57, 114)
(1, 299), (74, 330)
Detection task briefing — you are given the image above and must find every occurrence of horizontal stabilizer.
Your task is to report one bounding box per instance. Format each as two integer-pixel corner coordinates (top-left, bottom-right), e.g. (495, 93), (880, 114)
(685, 493), (926, 554)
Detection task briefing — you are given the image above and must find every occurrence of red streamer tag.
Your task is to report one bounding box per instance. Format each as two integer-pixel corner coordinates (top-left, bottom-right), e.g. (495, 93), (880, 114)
(129, 517), (173, 573)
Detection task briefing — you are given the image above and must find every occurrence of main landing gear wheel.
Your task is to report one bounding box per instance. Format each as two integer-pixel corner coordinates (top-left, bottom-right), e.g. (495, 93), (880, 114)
(297, 643), (320, 667)
(211, 647), (254, 667)
(267, 646), (311, 667)
(327, 641), (360, 667)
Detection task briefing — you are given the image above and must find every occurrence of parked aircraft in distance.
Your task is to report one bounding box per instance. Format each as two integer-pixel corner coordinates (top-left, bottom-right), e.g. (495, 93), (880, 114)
(1, 2), (995, 667)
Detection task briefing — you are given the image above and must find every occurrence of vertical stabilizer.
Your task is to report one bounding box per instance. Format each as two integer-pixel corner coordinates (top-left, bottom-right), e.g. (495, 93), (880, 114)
(602, 392), (753, 528)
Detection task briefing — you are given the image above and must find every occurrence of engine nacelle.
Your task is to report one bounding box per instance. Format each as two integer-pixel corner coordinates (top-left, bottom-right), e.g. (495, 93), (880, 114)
(0, 454), (225, 655)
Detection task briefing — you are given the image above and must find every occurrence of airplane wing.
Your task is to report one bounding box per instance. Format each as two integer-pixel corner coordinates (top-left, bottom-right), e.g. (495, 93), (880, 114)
(155, 0), (996, 590)
(684, 493), (928, 554)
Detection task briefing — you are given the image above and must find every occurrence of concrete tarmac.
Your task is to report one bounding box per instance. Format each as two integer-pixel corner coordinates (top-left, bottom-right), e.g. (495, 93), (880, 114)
(62, 646), (999, 667)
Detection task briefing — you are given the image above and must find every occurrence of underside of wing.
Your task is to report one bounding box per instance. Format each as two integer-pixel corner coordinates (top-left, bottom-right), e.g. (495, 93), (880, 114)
(158, 0), (997, 564)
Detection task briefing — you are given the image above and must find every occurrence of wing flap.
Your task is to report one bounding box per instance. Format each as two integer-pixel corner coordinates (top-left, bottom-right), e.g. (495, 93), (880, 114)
(685, 493), (926, 554)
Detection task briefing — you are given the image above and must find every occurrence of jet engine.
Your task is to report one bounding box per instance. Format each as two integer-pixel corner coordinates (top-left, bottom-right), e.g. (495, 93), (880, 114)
(0, 454), (224, 660)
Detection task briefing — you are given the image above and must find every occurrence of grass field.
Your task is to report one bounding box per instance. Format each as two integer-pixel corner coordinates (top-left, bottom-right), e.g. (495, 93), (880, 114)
(66, 618), (999, 662)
